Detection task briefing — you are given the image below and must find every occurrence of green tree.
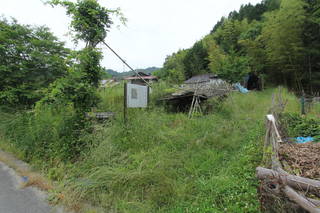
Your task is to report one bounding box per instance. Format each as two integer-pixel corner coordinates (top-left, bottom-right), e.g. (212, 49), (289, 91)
(0, 18), (69, 107)
(203, 35), (226, 74)
(183, 41), (210, 78)
(213, 19), (250, 53)
(216, 51), (251, 83)
(49, 0), (114, 47)
(158, 49), (187, 83)
(262, 0), (306, 89)
(41, 0), (120, 112)
(238, 21), (266, 74)
(263, 0), (281, 11)
(302, 0), (320, 92)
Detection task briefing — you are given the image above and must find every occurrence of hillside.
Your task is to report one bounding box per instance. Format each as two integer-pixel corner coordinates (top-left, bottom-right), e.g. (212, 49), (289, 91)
(158, 0), (320, 94)
(105, 67), (160, 78)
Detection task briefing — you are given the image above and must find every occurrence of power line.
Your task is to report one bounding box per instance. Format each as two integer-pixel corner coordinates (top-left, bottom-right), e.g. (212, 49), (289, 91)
(102, 41), (152, 87)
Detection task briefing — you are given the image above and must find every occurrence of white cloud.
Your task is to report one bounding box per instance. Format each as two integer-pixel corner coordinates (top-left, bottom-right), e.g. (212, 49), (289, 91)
(1, 0), (262, 71)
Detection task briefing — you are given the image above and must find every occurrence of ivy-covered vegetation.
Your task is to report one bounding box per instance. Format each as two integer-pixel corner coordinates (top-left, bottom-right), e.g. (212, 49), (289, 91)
(156, 0), (320, 93)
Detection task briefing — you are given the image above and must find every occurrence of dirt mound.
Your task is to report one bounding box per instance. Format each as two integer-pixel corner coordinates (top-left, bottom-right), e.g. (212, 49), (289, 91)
(279, 142), (320, 179)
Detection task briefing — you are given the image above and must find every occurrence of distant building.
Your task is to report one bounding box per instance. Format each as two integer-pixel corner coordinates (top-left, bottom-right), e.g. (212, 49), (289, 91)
(124, 72), (158, 85)
(101, 80), (108, 87)
(100, 78), (119, 88)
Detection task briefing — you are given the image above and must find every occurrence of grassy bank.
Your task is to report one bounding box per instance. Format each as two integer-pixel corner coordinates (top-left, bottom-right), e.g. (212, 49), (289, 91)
(0, 85), (299, 212)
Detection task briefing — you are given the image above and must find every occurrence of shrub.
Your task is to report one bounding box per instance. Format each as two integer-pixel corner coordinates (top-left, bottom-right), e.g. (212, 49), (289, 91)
(280, 112), (320, 138)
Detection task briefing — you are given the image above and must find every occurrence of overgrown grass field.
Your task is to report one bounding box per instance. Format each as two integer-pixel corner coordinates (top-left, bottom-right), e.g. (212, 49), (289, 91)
(0, 85), (300, 212)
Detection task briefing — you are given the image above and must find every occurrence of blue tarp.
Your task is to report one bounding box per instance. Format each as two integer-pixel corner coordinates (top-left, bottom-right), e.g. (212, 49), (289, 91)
(295, 137), (314, 144)
(235, 83), (249, 94)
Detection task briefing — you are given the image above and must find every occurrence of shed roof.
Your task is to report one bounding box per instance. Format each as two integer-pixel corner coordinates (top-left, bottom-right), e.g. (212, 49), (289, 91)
(184, 73), (217, 84)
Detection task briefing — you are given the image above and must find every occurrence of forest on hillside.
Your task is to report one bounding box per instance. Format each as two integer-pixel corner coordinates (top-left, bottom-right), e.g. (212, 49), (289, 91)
(156, 0), (320, 94)
(105, 67), (160, 79)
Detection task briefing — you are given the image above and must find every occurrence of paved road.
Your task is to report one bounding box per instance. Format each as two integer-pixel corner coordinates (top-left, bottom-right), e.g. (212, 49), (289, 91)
(0, 162), (52, 213)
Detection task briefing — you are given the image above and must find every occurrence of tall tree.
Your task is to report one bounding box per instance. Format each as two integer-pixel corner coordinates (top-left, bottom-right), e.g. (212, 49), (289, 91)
(40, 0), (122, 112)
(239, 21), (266, 74)
(203, 35), (226, 74)
(262, 0), (307, 90)
(183, 41), (210, 78)
(302, 0), (320, 92)
(0, 18), (69, 107)
(158, 49), (187, 83)
(213, 19), (250, 53)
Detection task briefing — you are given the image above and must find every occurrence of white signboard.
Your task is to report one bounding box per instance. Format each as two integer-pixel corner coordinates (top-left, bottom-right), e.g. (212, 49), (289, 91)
(126, 83), (149, 108)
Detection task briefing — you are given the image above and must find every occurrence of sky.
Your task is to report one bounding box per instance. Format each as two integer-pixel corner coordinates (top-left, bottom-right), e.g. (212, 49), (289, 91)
(1, 0), (262, 72)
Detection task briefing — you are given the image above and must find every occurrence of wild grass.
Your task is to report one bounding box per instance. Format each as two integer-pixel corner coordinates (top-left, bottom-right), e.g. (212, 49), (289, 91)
(57, 87), (283, 212)
(0, 84), (300, 212)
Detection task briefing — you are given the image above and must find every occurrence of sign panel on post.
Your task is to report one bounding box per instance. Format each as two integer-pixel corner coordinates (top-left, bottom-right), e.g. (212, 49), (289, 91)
(126, 83), (149, 108)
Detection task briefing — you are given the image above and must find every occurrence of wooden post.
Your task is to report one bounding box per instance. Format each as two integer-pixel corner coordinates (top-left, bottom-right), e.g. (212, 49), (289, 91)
(147, 86), (150, 107)
(124, 83), (127, 124)
(301, 92), (306, 115)
(188, 94), (196, 118)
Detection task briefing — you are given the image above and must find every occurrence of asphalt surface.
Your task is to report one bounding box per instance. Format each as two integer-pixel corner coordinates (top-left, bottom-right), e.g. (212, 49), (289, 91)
(0, 162), (52, 213)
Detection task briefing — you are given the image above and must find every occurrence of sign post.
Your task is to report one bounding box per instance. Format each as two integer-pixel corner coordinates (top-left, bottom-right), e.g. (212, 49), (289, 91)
(124, 83), (128, 124)
(124, 83), (149, 124)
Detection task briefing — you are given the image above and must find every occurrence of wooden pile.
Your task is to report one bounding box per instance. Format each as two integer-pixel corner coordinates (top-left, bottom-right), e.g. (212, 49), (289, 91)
(257, 92), (320, 213)
(85, 112), (115, 120)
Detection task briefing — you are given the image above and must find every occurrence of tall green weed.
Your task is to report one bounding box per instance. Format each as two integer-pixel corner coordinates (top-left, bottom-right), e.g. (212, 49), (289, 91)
(60, 89), (278, 212)
(0, 105), (93, 163)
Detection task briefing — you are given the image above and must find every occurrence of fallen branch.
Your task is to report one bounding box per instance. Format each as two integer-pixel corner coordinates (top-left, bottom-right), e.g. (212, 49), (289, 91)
(257, 167), (320, 197)
(283, 186), (320, 213)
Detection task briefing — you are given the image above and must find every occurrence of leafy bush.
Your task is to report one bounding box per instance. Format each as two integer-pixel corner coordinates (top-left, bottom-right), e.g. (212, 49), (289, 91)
(280, 112), (320, 138)
(37, 70), (100, 113)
